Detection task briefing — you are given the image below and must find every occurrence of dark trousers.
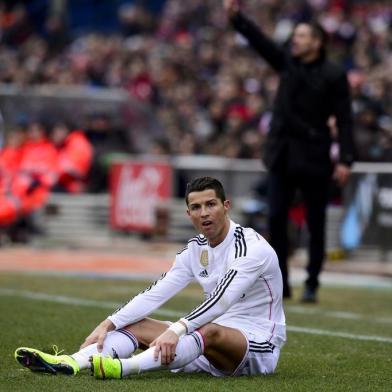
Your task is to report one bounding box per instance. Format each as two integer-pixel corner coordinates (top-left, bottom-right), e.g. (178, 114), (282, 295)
(267, 171), (330, 296)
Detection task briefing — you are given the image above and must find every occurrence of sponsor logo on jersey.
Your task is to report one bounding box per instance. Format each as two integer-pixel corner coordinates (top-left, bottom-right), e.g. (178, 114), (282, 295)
(200, 250), (208, 267)
(199, 269), (209, 278)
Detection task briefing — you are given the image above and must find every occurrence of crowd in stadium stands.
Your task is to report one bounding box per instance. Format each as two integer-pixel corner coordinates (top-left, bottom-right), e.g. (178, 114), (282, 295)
(0, 0), (391, 237)
(0, 0), (390, 243)
(0, 0), (391, 164)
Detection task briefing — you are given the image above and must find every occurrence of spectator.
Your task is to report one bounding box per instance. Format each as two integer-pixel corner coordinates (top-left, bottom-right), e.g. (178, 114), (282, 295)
(0, 120), (58, 241)
(0, 127), (26, 227)
(84, 113), (129, 193)
(348, 69), (390, 161)
(1, 4), (33, 47)
(51, 122), (93, 193)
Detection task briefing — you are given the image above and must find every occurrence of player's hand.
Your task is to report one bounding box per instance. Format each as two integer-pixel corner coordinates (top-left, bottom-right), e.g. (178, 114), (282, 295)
(223, 0), (241, 16)
(80, 319), (115, 352)
(150, 329), (179, 366)
(333, 163), (351, 187)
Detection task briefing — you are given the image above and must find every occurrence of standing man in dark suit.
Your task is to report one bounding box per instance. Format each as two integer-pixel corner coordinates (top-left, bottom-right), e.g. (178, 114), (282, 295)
(224, 0), (355, 302)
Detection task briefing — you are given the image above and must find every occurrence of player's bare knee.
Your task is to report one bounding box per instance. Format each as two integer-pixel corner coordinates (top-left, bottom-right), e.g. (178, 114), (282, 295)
(197, 324), (224, 348)
(124, 318), (169, 348)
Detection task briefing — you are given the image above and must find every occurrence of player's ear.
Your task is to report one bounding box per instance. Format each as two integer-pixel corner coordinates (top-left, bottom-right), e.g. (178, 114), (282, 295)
(223, 200), (231, 210)
(186, 208), (190, 216)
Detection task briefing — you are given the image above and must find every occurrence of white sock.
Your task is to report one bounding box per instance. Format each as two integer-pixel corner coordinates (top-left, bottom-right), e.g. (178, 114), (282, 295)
(121, 331), (204, 377)
(72, 329), (138, 370)
(71, 344), (98, 370)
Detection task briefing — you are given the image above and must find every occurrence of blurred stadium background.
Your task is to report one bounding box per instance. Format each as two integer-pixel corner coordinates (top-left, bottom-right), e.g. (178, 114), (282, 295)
(0, 0), (391, 268)
(0, 0), (391, 389)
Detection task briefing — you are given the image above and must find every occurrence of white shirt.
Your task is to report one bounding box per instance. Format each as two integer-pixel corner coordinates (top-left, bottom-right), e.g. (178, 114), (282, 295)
(108, 220), (286, 347)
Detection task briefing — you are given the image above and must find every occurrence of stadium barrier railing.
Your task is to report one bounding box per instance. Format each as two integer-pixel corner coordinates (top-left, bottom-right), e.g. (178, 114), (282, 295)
(33, 157), (392, 263)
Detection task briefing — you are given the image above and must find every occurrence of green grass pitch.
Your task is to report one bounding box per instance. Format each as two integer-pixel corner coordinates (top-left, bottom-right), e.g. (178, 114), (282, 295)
(1, 272), (391, 391)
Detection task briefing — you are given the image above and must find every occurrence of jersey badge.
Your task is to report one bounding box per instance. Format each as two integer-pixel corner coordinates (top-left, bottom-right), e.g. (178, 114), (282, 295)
(200, 250), (209, 267)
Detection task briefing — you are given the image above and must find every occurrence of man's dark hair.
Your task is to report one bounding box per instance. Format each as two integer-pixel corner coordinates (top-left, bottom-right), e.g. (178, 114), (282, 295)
(308, 21), (328, 57)
(185, 176), (226, 205)
(292, 20), (329, 58)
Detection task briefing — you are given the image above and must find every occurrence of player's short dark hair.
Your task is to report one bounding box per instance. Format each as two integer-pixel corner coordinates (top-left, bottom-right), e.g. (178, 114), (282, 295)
(185, 176), (226, 205)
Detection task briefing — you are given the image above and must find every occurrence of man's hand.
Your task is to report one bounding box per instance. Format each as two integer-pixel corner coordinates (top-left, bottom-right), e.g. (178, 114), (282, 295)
(333, 163), (351, 187)
(80, 319), (115, 352)
(150, 329), (179, 366)
(223, 0), (241, 17)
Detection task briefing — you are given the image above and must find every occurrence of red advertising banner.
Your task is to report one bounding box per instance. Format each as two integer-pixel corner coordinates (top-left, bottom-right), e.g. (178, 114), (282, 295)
(110, 161), (172, 232)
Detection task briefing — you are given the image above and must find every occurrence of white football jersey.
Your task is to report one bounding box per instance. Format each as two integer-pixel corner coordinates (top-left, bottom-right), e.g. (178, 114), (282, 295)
(108, 220), (286, 348)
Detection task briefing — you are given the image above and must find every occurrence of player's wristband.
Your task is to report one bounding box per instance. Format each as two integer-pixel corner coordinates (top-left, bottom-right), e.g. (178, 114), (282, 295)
(168, 322), (187, 337)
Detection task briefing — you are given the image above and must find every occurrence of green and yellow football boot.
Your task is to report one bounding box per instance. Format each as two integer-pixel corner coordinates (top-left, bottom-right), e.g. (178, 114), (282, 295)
(15, 346), (79, 376)
(90, 354), (122, 379)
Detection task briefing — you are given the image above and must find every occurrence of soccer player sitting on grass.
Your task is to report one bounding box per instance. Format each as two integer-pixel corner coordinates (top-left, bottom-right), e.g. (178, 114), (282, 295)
(15, 176), (286, 378)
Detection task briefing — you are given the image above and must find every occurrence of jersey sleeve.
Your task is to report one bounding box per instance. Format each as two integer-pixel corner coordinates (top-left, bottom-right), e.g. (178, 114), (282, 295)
(180, 247), (273, 333)
(108, 252), (194, 329)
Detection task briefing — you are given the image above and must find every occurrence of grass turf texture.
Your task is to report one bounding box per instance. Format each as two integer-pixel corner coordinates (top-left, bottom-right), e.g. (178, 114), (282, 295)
(1, 272), (392, 391)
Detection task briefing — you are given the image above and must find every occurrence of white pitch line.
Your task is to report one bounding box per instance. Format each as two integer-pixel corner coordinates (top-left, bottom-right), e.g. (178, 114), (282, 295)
(1, 288), (392, 344)
(286, 305), (392, 324)
(287, 326), (392, 343)
(0, 288), (182, 318)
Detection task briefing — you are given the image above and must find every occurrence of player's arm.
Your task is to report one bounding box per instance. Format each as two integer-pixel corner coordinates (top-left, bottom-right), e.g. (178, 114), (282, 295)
(80, 256), (193, 351)
(224, 0), (286, 71)
(180, 250), (272, 333)
(148, 245), (273, 365)
(148, 249), (270, 366)
(108, 260), (193, 329)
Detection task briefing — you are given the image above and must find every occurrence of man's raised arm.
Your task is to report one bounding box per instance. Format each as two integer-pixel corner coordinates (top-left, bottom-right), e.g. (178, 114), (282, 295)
(224, 0), (286, 71)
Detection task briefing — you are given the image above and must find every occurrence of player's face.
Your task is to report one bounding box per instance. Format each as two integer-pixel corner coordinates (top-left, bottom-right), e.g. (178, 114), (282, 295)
(291, 24), (319, 59)
(187, 189), (231, 247)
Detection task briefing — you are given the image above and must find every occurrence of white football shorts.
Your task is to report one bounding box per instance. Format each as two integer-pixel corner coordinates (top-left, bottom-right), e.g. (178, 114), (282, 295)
(172, 319), (280, 377)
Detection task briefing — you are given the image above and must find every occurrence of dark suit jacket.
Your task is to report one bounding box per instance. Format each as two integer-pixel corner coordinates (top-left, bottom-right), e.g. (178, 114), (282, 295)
(232, 12), (355, 176)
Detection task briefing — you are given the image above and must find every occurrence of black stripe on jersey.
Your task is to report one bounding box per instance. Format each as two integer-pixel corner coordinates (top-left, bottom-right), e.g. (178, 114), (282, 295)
(188, 235), (208, 246)
(249, 341), (275, 353)
(249, 341), (274, 348)
(176, 246), (188, 255)
(239, 227), (247, 256)
(234, 226), (247, 258)
(234, 234), (240, 258)
(185, 269), (235, 319)
(234, 227), (242, 257)
(253, 230), (261, 240)
(177, 235), (207, 255)
(249, 341), (274, 345)
(138, 272), (167, 295)
(184, 269), (236, 321)
(249, 347), (274, 353)
(112, 273), (167, 314)
(184, 269), (237, 321)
